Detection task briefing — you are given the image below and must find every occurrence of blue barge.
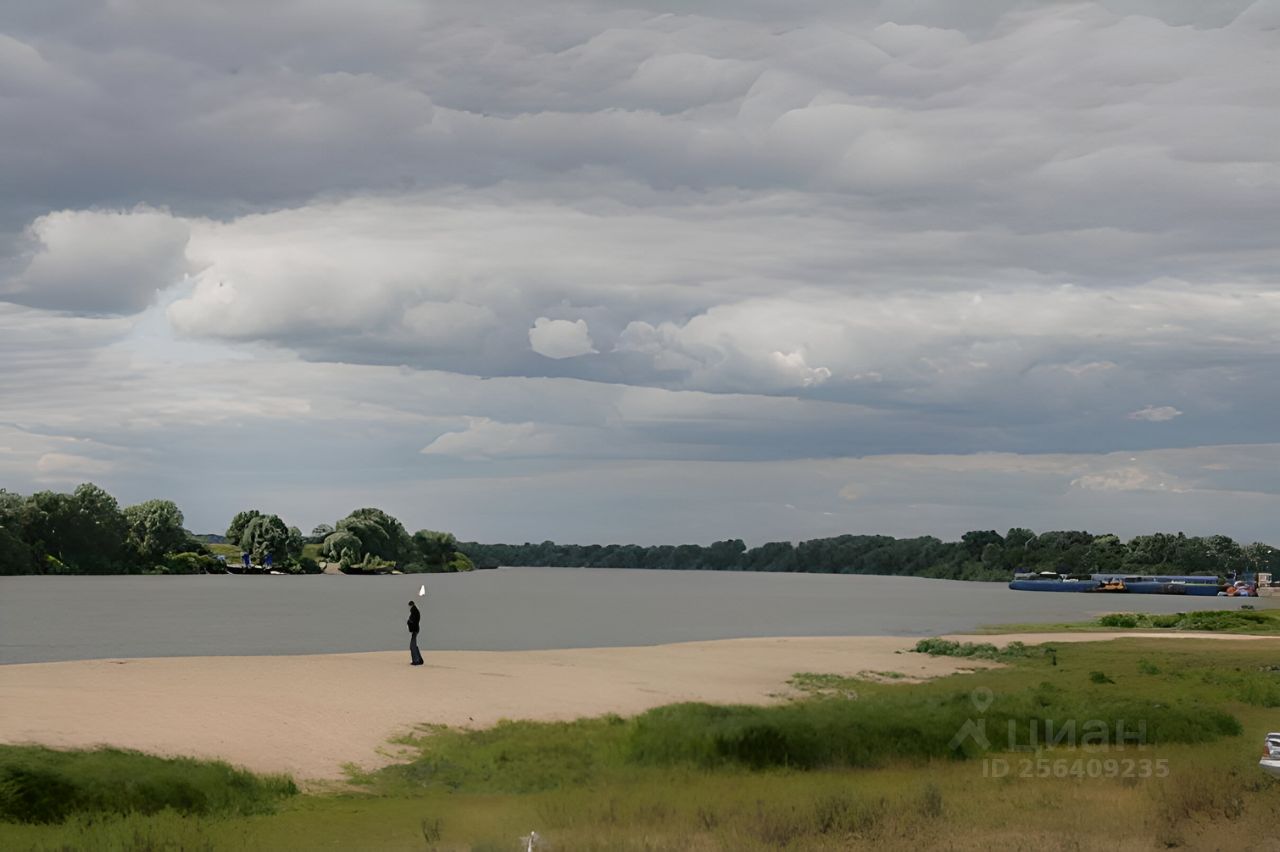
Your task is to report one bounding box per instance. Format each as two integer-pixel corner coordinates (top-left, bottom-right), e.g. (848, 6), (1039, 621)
(1009, 572), (1224, 595)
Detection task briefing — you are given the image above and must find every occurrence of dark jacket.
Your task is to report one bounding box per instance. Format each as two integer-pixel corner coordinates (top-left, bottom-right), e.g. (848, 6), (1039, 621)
(407, 605), (421, 633)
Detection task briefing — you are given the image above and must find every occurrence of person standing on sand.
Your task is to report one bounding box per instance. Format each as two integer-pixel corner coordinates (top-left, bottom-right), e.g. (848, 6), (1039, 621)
(407, 601), (424, 666)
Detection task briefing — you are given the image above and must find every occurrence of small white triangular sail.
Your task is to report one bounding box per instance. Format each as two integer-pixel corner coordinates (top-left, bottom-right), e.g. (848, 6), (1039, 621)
(418, 584), (426, 597)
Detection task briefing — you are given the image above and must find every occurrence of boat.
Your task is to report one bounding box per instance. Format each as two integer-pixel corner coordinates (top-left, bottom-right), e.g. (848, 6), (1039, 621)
(1009, 571), (1224, 595)
(1008, 572), (1102, 592)
(1084, 578), (1129, 593)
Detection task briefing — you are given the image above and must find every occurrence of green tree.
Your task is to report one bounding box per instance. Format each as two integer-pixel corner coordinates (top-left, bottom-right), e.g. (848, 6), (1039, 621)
(123, 499), (190, 564)
(1243, 542), (1280, 574)
(321, 530), (362, 562)
(239, 514), (294, 562)
(411, 529), (456, 569)
(225, 510), (263, 546)
(286, 526), (304, 558)
(1082, 533), (1125, 573)
(1203, 534), (1246, 574)
(0, 490), (37, 574)
(335, 508), (413, 563)
(0, 524), (36, 574)
(1004, 528), (1036, 550)
(21, 484), (130, 573)
(961, 530), (1004, 558)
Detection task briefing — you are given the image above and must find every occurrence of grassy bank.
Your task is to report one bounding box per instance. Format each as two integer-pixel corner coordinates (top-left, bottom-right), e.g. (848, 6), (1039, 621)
(983, 606), (1280, 635)
(2, 639), (1277, 850)
(0, 746), (297, 825)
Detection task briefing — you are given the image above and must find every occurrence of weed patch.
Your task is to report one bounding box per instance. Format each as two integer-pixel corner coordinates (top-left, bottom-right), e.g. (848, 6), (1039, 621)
(0, 746), (296, 825)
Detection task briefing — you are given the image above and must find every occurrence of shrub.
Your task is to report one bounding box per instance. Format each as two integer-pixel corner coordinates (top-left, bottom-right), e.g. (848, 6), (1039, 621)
(0, 746), (296, 825)
(162, 552), (222, 574)
(1099, 613), (1143, 628)
(913, 638), (1037, 661)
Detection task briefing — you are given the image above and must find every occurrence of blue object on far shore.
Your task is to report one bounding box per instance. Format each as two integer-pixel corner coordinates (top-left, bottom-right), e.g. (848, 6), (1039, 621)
(1008, 571), (1225, 595)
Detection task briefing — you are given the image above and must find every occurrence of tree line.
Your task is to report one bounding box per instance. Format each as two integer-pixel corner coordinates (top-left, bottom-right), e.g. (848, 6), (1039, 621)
(460, 529), (1280, 581)
(0, 484), (207, 575)
(0, 484), (472, 575)
(3, 483), (1276, 579)
(308, 507), (474, 574)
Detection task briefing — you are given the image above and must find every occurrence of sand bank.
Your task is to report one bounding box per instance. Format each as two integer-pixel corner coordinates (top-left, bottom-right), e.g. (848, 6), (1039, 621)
(1, 633), (1275, 781)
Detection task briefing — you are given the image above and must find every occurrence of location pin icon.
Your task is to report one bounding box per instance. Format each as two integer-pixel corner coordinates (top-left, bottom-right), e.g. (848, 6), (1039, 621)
(971, 687), (994, 714)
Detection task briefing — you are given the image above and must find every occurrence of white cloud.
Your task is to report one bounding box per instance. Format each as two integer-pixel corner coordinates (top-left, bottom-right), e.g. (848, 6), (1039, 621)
(35, 452), (115, 476)
(1, 208), (190, 315)
(529, 317), (597, 359)
(1128, 405), (1183, 422)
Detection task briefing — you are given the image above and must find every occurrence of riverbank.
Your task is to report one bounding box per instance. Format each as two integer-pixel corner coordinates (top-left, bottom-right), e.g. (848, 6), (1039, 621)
(0, 636), (994, 780)
(4, 634), (1278, 851)
(4, 632), (1277, 781)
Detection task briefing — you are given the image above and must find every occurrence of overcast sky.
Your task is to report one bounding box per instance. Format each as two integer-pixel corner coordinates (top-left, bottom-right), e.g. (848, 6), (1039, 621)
(2, 0), (1278, 545)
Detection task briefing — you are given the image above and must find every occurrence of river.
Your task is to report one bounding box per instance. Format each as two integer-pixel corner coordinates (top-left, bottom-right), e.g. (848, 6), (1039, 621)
(1, 568), (1271, 664)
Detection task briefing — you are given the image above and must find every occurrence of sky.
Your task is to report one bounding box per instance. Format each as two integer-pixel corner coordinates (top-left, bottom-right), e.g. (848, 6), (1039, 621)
(1, 0), (1278, 545)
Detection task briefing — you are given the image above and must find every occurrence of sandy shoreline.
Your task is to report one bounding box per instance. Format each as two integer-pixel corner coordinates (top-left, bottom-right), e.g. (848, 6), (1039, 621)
(2, 632), (1275, 781)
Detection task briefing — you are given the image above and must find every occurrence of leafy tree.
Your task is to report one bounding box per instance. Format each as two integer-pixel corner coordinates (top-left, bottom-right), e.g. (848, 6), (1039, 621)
(321, 530), (362, 562)
(1004, 528), (1036, 550)
(225, 510), (263, 546)
(0, 525), (37, 574)
(705, 539), (747, 570)
(961, 530), (1004, 558)
(335, 508), (413, 563)
(287, 526), (304, 557)
(123, 499), (190, 564)
(1203, 534), (1246, 574)
(405, 529), (475, 572)
(21, 484), (130, 573)
(446, 552), (475, 572)
(1243, 542), (1280, 573)
(411, 529), (456, 569)
(0, 490), (38, 574)
(1083, 534), (1125, 573)
(239, 514), (295, 562)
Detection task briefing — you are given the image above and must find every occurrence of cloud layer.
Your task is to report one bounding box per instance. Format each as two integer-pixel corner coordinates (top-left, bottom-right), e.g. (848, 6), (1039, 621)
(1, 1), (1277, 541)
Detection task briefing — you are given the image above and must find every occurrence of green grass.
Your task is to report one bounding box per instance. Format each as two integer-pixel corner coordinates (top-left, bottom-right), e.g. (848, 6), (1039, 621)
(982, 605), (1280, 635)
(356, 641), (1255, 796)
(912, 637), (1042, 660)
(4, 639), (1279, 850)
(0, 746), (296, 825)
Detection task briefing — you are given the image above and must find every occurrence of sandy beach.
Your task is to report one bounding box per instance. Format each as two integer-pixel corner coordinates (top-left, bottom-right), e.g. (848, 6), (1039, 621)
(2, 632), (1276, 781)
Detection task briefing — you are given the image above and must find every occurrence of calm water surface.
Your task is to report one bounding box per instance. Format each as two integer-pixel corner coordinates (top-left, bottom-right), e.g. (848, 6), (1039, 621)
(1, 568), (1272, 664)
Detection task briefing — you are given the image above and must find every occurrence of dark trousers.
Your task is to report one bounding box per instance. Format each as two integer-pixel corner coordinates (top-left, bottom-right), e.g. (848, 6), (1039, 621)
(409, 631), (423, 665)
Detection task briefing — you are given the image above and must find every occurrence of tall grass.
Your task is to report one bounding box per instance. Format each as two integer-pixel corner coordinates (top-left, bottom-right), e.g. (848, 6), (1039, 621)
(0, 746), (296, 824)
(5, 640), (1277, 850)
(366, 662), (1244, 796)
(1097, 609), (1280, 633)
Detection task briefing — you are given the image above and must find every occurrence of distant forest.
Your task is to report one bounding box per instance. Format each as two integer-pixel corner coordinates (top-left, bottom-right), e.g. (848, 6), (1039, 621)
(2, 483), (1277, 580)
(461, 530), (1280, 581)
